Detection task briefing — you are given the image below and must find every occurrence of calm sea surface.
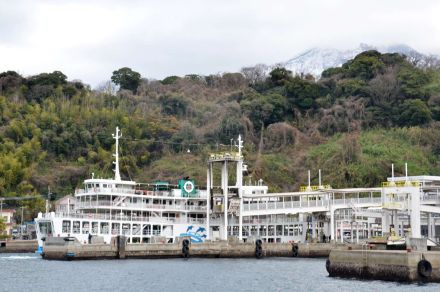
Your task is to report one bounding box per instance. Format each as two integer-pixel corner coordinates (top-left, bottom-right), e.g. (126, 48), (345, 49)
(0, 253), (439, 292)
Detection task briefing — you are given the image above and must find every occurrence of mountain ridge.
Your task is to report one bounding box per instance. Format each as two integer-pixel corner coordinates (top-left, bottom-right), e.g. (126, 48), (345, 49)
(275, 43), (439, 78)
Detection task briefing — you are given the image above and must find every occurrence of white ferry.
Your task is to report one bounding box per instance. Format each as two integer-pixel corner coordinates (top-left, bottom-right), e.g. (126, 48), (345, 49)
(35, 128), (208, 250)
(36, 127), (440, 251)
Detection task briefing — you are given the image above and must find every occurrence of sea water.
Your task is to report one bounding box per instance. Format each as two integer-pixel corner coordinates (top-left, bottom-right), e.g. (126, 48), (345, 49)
(0, 254), (438, 291)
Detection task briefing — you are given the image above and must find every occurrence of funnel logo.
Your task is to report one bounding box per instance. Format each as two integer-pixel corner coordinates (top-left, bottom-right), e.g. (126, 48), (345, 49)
(179, 225), (207, 243)
(184, 181), (194, 193)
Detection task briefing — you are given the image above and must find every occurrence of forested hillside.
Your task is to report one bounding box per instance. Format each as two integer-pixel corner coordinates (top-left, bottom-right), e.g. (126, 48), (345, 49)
(1, 50), (440, 218)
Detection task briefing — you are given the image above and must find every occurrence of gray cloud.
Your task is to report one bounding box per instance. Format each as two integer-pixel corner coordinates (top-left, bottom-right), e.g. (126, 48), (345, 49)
(0, 0), (439, 86)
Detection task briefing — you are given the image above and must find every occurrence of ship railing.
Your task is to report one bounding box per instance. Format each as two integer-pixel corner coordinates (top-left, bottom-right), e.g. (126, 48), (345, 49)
(75, 202), (206, 211)
(243, 197), (382, 212)
(421, 193), (440, 202)
(137, 190), (207, 199)
(75, 188), (207, 199)
(382, 181), (421, 188)
(210, 217), (301, 225)
(47, 212), (207, 225)
(75, 188), (137, 195)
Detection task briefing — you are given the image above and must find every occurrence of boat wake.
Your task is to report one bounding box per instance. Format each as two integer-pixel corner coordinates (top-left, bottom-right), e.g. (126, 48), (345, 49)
(0, 255), (39, 260)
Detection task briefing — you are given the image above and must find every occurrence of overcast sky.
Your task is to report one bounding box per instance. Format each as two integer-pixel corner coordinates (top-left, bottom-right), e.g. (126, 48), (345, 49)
(0, 0), (439, 87)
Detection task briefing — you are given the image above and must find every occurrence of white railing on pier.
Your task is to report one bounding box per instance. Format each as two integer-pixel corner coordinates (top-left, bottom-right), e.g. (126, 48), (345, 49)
(421, 193), (440, 202)
(243, 197), (382, 213)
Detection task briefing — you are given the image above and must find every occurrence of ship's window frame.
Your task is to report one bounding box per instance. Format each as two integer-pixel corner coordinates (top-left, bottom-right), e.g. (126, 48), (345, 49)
(72, 221), (80, 234)
(82, 221), (90, 234)
(38, 221), (53, 236)
(92, 222), (99, 234)
(62, 220), (71, 233)
(100, 222), (109, 234)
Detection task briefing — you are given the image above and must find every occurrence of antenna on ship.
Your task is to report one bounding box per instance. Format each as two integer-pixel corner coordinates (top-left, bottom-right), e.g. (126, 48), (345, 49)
(306, 170), (312, 192)
(318, 169), (323, 190)
(389, 164), (396, 187)
(112, 127), (122, 181)
(404, 162), (411, 186)
(237, 135), (243, 158)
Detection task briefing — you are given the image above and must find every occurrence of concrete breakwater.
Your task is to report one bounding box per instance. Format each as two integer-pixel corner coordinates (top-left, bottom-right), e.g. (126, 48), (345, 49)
(327, 249), (440, 283)
(41, 236), (361, 260)
(0, 240), (38, 253)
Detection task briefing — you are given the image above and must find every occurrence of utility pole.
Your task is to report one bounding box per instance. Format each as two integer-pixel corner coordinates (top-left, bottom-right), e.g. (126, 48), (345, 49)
(20, 206), (25, 236)
(46, 186), (52, 214)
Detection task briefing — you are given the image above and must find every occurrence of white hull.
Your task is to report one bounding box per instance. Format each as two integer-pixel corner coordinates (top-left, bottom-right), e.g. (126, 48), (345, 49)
(36, 212), (207, 247)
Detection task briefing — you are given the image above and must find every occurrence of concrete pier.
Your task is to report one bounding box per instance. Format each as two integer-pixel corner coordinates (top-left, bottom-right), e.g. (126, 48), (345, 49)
(41, 236), (361, 260)
(0, 240), (38, 253)
(327, 249), (440, 282)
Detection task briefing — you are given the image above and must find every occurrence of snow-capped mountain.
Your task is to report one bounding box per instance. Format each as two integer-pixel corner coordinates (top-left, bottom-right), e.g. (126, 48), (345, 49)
(277, 43), (438, 78)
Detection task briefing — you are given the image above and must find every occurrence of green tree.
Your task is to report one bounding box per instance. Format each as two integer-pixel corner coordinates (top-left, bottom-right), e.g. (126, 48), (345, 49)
(161, 76), (180, 85)
(342, 50), (385, 80)
(27, 71), (67, 87)
(241, 91), (287, 129)
(285, 76), (326, 110)
(159, 95), (188, 116)
(397, 66), (430, 99)
(0, 217), (7, 238)
(0, 71), (24, 94)
(111, 67), (141, 92)
(398, 99), (432, 126)
(269, 67), (292, 86)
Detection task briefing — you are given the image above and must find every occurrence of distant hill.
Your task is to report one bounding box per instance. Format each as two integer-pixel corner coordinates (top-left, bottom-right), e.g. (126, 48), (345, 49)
(1, 50), (440, 219)
(277, 43), (439, 78)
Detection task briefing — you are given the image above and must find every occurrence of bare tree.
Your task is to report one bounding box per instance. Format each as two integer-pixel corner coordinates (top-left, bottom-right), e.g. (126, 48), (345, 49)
(95, 80), (118, 95)
(240, 64), (269, 84)
(366, 67), (400, 105)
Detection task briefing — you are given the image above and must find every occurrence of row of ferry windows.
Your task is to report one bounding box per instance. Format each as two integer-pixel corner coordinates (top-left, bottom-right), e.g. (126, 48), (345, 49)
(61, 220), (161, 235)
(86, 183), (134, 189)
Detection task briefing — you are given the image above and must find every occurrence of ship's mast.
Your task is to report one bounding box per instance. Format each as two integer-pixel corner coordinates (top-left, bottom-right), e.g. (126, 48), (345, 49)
(112, 127), (122, 181)
(235, 135), (244, 188)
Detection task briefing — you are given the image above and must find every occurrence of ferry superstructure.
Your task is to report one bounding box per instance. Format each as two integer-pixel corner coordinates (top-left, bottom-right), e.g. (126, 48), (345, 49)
(36, 127), (440, 250)
(35, 127), (208, 248)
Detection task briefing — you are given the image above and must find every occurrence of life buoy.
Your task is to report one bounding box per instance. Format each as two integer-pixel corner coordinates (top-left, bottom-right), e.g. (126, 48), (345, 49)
(184, 181), (194, 193)
(417, 259), (432, 278)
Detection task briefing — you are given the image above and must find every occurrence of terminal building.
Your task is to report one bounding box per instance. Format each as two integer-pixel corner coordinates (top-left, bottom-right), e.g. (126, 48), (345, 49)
(206, 136), (440, 245)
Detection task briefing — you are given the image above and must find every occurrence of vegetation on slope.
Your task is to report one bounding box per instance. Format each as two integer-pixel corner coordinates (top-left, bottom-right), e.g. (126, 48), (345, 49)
(1, 50), (440, 219)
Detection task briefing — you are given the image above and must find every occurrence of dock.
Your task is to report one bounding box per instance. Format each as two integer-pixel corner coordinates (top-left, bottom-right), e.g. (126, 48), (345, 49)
(0, 240), (38, 253)
(327, 246), (440, 282)
(41, 236), (361, 260)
